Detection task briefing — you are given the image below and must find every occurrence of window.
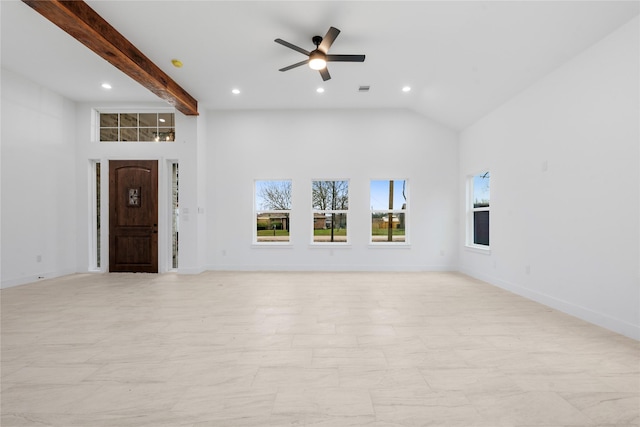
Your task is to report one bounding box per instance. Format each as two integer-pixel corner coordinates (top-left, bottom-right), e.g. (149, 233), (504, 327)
(98, 112), (175, 142)
(90, 161), (101, 270)
(171, 163), (179, 268)
(370, 179), (407, 243)
(468, 171), (490, 247)
(255, 180), (291, 243)
(312, 180), (349, 243)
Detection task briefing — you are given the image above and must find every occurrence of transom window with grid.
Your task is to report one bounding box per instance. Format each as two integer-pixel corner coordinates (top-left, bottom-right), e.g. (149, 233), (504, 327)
(98, 112), (175, 142)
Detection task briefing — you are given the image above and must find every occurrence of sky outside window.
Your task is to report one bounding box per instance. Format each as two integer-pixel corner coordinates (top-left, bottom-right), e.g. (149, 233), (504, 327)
(370, 180), (407, 210)
(473, 172), (490, 206)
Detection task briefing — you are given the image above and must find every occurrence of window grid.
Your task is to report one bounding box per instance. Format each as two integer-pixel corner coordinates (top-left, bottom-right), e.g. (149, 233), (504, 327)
(370, 179), (408, 244)
(255, 180), (292, 244)
(98, 112), (175, 142)
(312, 180), (349, 244)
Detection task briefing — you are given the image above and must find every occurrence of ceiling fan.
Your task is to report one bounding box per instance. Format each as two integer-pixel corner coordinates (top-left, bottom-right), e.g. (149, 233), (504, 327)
(275, 27), (365, 81)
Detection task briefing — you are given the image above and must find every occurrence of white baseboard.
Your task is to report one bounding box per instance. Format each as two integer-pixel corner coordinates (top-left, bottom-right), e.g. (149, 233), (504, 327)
(459, 268), (639, 341)
(1, 269), (76, 289)
(205, 264), (457, 272)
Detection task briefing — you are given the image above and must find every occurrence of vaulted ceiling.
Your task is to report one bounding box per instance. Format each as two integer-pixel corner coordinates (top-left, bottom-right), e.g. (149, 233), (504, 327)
(2, 1), (638, 130)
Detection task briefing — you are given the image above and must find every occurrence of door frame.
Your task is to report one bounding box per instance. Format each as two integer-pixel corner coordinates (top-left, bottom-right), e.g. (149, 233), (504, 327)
(94, 157), (174, 273)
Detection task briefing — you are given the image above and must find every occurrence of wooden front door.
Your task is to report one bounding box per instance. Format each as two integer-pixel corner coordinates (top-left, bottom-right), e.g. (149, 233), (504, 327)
(109, 160), (158, 273)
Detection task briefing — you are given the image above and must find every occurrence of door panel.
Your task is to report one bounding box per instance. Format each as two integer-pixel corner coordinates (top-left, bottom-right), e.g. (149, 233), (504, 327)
(109, 160), (158, 272)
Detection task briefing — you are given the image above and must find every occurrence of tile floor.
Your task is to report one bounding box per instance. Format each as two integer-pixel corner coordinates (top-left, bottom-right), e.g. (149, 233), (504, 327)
(1, 271), (638, 426)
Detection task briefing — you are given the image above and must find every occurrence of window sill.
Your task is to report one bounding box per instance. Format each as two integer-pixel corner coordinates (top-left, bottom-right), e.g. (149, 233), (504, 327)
(252, 243), (293, 248)
(308, 243), (352, 248)
(97, 140), (176, 144)
(368, 243), (411, 248)
(465, 244), (491, 255)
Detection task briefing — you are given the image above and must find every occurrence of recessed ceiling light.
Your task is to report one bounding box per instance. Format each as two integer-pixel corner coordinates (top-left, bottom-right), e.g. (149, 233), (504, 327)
(232, 89), (240, 95)
(171, 59), (183, 68)
(402, 86), (411, 92)
(101, 83), (112, 90)
(316, 87), (325, 93)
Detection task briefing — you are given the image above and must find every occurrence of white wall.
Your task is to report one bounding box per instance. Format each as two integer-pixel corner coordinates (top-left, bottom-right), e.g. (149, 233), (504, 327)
(196, 110), (208, 271)
(1, 68), (78, 287)
(459, 17), (640, 339)
(207, 108), (459, 271)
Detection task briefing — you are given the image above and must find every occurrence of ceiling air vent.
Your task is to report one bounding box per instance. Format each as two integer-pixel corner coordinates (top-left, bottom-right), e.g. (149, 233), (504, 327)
(358, 85), (370, 92)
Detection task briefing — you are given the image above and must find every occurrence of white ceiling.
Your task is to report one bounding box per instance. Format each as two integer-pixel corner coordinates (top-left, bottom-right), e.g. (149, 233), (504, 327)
(2, 1), (638, 130)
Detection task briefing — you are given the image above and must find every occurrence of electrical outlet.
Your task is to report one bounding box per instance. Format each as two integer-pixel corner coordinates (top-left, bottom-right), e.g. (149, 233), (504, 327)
(36, 255), (42, 262)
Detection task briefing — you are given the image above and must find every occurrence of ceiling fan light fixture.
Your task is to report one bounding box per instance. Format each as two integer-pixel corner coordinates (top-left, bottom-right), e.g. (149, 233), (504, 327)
(308, 51), (327, 70)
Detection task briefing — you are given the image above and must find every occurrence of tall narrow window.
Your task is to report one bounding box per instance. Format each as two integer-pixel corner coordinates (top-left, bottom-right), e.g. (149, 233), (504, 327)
(255, 180), (291, 243)
(370, 179), (407, 243)
(89, 161), (101, 270)
(312, 180), (349, 243)
(95, 162), (101, 268)
(468, 171), (490, 247)
(172, 163), (179, 268)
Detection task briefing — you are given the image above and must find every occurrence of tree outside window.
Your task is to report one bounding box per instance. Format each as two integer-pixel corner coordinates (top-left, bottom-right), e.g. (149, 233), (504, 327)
(370, 179), (407, 243)
(255, 180), (291, 243)
(312, 180), (348, 243)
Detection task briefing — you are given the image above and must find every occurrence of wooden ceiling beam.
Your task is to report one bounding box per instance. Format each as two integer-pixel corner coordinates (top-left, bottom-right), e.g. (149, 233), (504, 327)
(22, 0), (198, 116)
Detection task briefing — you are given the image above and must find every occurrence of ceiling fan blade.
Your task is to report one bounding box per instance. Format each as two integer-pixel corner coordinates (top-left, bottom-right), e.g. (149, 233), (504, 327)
(279, 59), (309, 72)
(318, 27), (340, 53)
(274, 38), (310, 56)
(320, 67), (331, 81)
(326, 54), (366, 62)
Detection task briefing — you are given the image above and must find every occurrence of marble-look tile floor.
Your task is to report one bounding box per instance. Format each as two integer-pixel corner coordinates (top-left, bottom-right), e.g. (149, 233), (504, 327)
(1, 271), (638, 426)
